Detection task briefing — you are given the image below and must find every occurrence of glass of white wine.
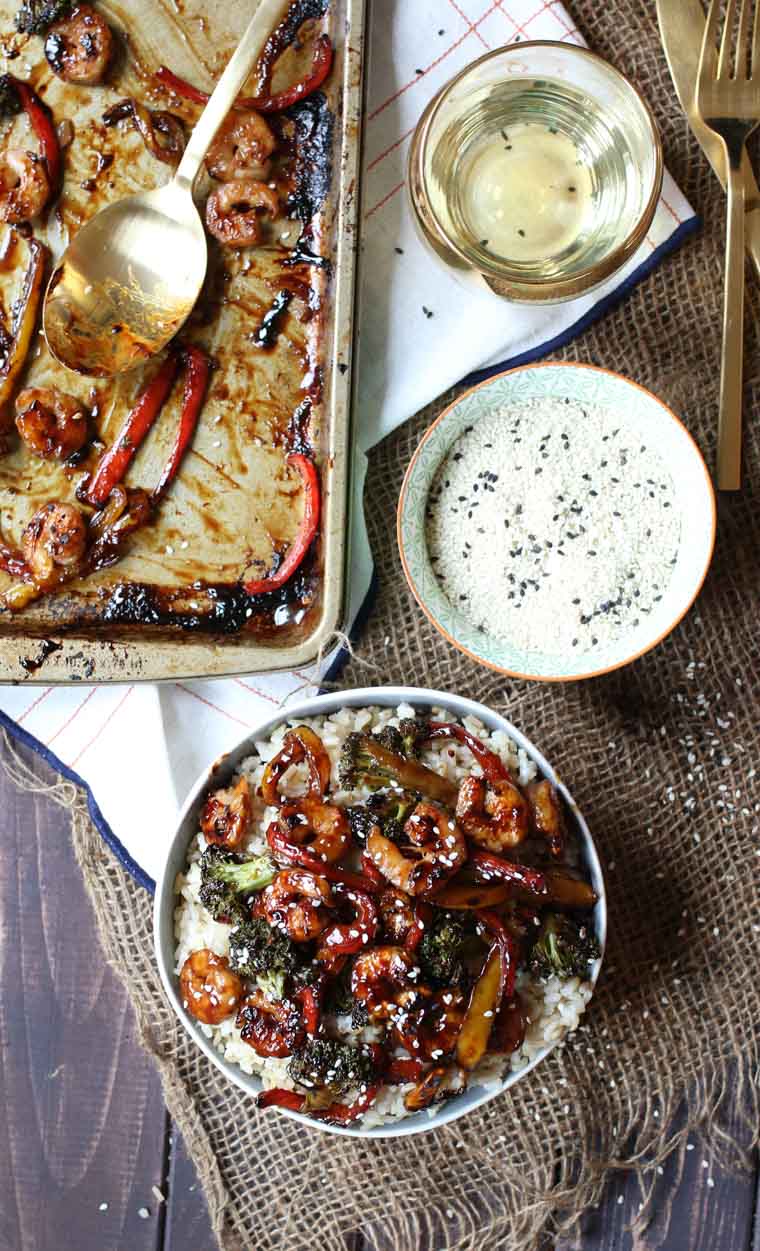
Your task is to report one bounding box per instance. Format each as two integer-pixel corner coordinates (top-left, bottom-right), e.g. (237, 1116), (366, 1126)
(409, 43), (663, 304)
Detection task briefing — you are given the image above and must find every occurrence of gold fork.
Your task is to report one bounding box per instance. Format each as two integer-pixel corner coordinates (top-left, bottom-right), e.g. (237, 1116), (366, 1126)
(696, 0), (760, 490)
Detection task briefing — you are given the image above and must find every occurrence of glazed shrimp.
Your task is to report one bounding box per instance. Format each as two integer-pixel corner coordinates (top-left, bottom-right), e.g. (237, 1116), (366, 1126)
(378, 887), (417, 944)
(403, 1066), (450, 1112)
(179, 949), (244, 1025)
(200, 776), (252, 849)
(261, 725), (332, 805)
(366, 801), (467, 896)
(262, 868), (334, 942)
(526, 779), (565, 858)
(205, 179), (279, 248)
(0, 150), (50, 223)
(15, 387), (89, 460)
(455, 776), (529, 853)
(205, 109), (276, 181)
(236, 989), (304, 1057)
(276, 796), (351, 865)
(45, 5), (113, 85)
(351, 946), (416, 1020)
(21, 501), (87, 586)
(393, 987), (467, 1061)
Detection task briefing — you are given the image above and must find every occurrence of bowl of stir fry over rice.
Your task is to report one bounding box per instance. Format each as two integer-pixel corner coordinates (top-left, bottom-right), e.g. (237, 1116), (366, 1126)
(155, 687), (606, 1137)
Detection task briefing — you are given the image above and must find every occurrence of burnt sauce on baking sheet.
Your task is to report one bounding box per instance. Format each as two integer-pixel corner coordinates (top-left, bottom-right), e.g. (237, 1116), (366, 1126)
(0, 0), (335, 641)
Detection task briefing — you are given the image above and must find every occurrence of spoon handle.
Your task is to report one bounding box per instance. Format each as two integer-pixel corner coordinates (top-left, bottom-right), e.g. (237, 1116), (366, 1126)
(173, 0), (289, 191)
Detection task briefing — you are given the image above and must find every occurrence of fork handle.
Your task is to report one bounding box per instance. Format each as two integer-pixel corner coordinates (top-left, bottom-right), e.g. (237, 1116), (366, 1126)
(718, 157), (746, 491)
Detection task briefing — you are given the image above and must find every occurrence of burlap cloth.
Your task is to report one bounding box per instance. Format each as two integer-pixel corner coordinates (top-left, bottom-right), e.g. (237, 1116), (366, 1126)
(7, 2), (760, 1248)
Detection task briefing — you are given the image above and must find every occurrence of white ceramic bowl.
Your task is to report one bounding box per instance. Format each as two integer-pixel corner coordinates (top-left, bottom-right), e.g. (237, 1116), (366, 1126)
(154, 686), (606, 1138)
(398, 363), (716, 682)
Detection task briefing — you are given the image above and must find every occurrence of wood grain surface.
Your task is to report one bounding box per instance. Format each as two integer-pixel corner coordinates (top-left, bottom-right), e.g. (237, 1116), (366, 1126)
(0, 738), (756, 1251)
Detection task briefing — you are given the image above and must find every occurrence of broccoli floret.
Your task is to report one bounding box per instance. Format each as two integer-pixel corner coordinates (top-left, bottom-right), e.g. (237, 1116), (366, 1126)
(288, 1038), (377, 1095)
(256, 968), (287, 1001)
(375, 716), (428, 758)
(350, 998), (370, 1030)
(418, 910), (469, 987)
(15, 0), (71, 34)
(198, 846), (276, 923)
(0, 75), (21, 121)
(347, 791), (416, 845)
(528, 914), (601, 981)
(228, 916), (301, 981)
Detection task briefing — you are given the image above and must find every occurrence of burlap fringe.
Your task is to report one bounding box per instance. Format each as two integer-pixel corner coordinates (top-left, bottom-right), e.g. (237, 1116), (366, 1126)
(4, 732), (758, 1251)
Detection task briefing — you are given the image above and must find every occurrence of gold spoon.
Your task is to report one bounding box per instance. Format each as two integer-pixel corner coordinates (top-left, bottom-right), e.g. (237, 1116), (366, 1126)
(43, 0), (289, 377)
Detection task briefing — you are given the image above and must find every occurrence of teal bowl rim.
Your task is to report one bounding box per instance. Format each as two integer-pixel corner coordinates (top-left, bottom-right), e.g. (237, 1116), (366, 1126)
(397, 361), (717, 682)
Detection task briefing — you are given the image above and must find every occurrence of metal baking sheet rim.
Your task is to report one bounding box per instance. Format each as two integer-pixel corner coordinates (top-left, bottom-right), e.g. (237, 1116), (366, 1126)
(0, 0), (366, 686)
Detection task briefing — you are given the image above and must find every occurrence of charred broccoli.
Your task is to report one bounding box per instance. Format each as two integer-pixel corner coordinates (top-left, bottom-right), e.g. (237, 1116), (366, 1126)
(15, 0), (71, 34)
(0, 75), (21, 120)
(228, 916), (301, 981)
(199, 845), (276, 923)
(256, 968), (287, 1001)
(347, 791), (417, 845)
(418, 910), (469, 986)
(338, 731), (457, 805)
(374, 716), (429, 758)
(528, 913), (600, 981)
(288, 1038), (377, 1094)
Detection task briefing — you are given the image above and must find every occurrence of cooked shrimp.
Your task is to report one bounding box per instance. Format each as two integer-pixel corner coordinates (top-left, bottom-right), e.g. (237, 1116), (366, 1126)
(455, 775), (529, 853)
(205, 179), (279, 248)
(44, 5), (113, 85)
(378, 887), (416, 944)
(261, 725), (332, 805)
(262, 868), (333, 942)
(236, 988), (304, 1057)
(526, 779), (565, 858)
(205, 109), (276, 181)
(200, 776), (251, 849)
(0, 150), (50, 223)
(21, 502), (87, 585)
(394, 987), (467, 1061)
(15, 387), (89, 460)
(276, 796), (351, 864)
(351, 946), (414, 1020)
(403, 1066), (450, 1112)
(366, 801), (467, 896)
(179, 949), (244, 1025)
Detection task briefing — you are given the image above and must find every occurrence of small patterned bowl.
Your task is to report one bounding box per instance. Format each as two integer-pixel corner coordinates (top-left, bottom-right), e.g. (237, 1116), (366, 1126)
(397, 362), (716, 681)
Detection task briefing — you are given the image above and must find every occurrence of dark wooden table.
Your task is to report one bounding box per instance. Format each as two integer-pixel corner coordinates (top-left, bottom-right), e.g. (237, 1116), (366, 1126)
(0, 740), (757, 1251)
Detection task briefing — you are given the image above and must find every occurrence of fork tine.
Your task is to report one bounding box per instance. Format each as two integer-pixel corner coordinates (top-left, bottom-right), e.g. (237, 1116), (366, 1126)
(718, 0), (739, 77)
(736, 0), (752, 77)
(700, 0), (721, 81)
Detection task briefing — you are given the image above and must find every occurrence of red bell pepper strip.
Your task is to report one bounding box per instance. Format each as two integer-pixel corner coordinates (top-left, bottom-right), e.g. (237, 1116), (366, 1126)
(266, 823), (379, 894)
(256, 1087), (306, 1112)
(296, 984), (322, 1037)
(12, 78), (62, 192)
(360, 852), (385, 890)
(469, 849), (548, 899)
(258, 1082), (380, 1124)
(85, 353), (180, 506)
(152, 345), (211, 499)
(312, 1084), (379, 1125)
(155, 34), (333, 115)
(425, 722), (510, 783)
(386, 1058), (425, 1084)
(475, 911), (517, 1001)
(244, 452), (319, 596)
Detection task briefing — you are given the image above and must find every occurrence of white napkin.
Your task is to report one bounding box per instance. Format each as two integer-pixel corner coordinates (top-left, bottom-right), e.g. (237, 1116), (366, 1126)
(0, 0), (697, 888)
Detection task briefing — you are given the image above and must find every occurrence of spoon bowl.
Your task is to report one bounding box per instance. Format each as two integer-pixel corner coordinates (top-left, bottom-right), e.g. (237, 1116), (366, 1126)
(44, 182), (208, 376)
